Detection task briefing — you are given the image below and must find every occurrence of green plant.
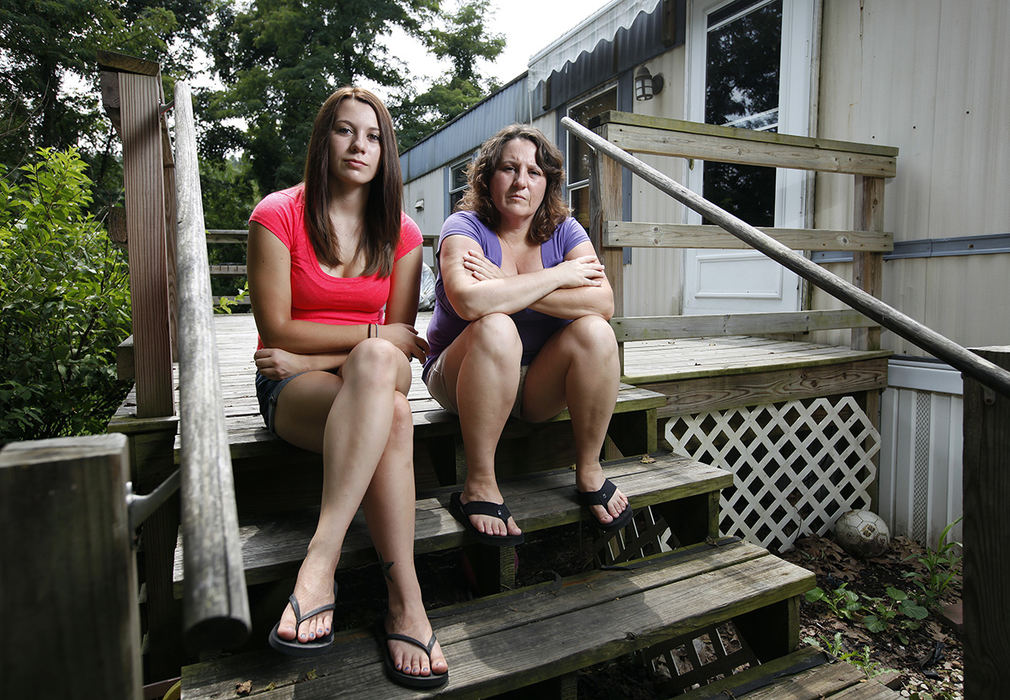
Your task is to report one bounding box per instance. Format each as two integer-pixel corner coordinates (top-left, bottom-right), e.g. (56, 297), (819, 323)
(861, 586), (928, 644)
(806, 583), (928, 643)
(0, 148), (131, 442)
(903, 518), (963, 610)
(805, 583), (864, 621)
(216, 279), (250, 314)
(803, 632), (891, 679)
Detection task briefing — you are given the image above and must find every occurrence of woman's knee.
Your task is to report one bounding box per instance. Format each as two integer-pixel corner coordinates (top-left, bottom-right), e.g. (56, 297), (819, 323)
(345, 337), (403, 384)
(568, 315), (618, 358)
(467, 313), (522, 360)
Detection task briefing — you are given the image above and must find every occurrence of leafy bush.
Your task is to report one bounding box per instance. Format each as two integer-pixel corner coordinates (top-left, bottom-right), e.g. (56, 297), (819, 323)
(903, 517), (963, 610)
(0, 148), (131, 443)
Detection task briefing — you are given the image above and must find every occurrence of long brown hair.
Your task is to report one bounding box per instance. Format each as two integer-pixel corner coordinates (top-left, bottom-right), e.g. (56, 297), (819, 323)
(303, 87), (402, 277)
(456, 124), (569, 244)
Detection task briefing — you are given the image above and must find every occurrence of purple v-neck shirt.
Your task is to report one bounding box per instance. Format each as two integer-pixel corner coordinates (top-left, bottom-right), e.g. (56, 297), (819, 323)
(423, 210), (591, 380)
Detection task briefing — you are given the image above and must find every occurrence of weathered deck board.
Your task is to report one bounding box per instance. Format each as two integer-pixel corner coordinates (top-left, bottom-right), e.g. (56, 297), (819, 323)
(111, 313), (887, 461)
(180, 540), (815, 699)
(172, 452), (733, 592)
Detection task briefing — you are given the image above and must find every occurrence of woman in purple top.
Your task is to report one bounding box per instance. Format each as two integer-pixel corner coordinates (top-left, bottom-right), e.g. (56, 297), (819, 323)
(423, 124), (631, 545)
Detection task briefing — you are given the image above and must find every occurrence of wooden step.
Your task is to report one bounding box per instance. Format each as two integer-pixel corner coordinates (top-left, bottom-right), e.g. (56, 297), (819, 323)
(180, 539), (814, 698)
(172, 452), (733, 595)
(677, 646), (905, 699)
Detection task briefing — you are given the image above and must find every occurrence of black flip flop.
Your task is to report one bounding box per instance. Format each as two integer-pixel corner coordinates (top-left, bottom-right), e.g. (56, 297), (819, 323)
(576, 478), (633, 534)
(380, 623), (449, 690)
(449, 491), (525, 546)
(267, 582), (338, 657)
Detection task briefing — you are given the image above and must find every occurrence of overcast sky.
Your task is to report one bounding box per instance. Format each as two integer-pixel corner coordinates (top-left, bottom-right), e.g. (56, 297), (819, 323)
(375, 0), (615, 97)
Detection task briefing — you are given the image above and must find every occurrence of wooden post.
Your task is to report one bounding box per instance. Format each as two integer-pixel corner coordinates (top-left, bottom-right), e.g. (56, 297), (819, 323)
(590, 125), (626, 375)
(0, 434), (142, 700)
(962, 346), (1010, 697)
(115, 60), (174, 418)
(852, 175), (885, 508)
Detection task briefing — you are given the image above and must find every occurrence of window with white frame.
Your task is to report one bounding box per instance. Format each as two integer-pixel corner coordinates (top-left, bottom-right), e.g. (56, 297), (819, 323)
(448, 157), (471, 214)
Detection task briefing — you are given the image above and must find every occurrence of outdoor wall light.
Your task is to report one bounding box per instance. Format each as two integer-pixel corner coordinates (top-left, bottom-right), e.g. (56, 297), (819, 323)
(634, 65), (664, 101)
(414, 198), (424, 211)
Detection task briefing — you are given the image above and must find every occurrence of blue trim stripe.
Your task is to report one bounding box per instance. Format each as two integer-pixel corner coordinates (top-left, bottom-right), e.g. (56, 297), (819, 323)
(812, 232), (1010, 263)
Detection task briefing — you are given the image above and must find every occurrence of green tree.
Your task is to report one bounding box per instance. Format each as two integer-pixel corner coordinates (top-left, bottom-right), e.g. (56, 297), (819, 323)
(0, 148), (132, 443)
(204, 0), (438, 195)
(393, 0), (505, 150)
(0, 1), (213, 168)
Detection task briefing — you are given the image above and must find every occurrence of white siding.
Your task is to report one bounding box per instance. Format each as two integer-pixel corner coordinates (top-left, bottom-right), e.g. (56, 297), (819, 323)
(878, 360), (964, 548)
(813, 0), (1010, 356)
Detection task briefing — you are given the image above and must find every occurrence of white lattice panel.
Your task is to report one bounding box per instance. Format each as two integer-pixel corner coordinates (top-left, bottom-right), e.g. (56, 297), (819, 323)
(665, 396), (879, 551)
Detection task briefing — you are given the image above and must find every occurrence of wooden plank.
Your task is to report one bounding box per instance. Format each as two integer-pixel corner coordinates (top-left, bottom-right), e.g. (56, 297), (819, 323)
(962, 346), (1010, 698)
(0, 435), (142, 700)
(677, 646), (830, 700)
(120, 70), (174, 417)
(174, 80), (251, 652)
(183, 543), (814, 699)
(646, 357), (889, 417)
(593, 110), (899, 158)
(590, 136), (626, 373)
(605, 222), (893, 252)
(611, 310), (878, 342)
(852, 176), (885, 353)
(605, 122), (896, 178)
(98, 50), (161, 76)
(173, 452), (733, 591)
(209, 264), (247, 275)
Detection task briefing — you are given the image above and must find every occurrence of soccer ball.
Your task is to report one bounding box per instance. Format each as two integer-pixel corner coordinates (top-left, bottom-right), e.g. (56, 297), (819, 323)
(833, 510), (890, 558)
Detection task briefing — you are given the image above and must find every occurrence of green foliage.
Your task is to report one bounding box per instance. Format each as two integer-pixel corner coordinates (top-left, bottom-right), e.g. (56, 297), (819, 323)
(0, 1), (213, 170)
(393, 0), (505, 151)
(802, 632), (892, 679)
(0, 148), (131, 442)
(216, 279), (249, 315)
(806, 582), (928, 643)
(903, 518), (963, 611)
(203, 0), (439, 194)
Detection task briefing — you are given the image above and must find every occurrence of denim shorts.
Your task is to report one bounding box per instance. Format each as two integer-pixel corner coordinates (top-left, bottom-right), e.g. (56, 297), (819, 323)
(254, 371), (305, 434)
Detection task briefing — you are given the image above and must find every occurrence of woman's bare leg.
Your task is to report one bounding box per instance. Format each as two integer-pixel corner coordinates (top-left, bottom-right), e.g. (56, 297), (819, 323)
(271, 338), (410, 644)
(522, 315), (626, 524)
(432, 313), (523, 537)
(362, 391), (448, 677)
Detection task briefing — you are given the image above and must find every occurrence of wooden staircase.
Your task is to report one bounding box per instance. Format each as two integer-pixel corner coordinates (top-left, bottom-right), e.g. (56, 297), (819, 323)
(176, 384), (818, 698)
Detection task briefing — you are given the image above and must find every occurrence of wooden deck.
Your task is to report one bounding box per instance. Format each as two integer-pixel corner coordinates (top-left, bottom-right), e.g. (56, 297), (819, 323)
(113, 311), (889, 444)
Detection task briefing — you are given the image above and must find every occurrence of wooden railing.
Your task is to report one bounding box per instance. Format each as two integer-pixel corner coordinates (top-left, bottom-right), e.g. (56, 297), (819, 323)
(569, 111), (1010, 397)
(172, 81), (251, 650)
(98, 51), (250, 668)
(564, 112), (1010, 697)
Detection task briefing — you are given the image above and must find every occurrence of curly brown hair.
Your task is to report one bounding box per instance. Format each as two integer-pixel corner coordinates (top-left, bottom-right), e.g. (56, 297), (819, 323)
(303, 87), (402, 277)
(456, 124), (569, 244)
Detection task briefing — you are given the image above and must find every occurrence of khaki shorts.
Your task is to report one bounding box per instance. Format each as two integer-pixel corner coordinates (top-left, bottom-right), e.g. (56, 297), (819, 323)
(424, 351), (529, 419)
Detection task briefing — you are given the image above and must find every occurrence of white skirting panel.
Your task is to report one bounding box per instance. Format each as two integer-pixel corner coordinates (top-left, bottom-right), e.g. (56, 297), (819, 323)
(878, 360), (964, 549)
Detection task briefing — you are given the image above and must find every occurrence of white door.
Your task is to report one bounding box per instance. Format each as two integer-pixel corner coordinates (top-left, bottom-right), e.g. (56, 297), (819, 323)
(682, 0), (818, 315)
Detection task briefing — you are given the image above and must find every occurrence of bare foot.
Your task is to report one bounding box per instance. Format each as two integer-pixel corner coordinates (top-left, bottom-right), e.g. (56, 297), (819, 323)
(276, 554), (336, 644)
(385, 608), (448, 677)
(576, 465), (629, 526)
(459, 483), (523, 538)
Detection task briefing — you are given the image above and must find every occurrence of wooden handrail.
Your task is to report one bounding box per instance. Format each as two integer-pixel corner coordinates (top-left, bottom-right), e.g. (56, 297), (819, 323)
(562, 116), (1010, 397)
(173, 81), (251, 650)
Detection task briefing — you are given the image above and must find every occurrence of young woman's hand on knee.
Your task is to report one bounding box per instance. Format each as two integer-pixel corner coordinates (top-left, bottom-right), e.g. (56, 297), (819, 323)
(377, 322), (430, 362)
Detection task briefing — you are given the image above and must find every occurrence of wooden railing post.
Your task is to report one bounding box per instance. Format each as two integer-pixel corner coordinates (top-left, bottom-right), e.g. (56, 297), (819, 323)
(962, 346), (1010, 697)
(0, 434), (142, 699)
(852, 175), (885, 507)
(590, 123), (626, 375)
(100, 53), (174, 418)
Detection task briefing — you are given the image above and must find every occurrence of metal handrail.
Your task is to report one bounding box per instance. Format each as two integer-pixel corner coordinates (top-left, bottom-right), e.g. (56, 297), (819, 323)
(561, 116), (1010, 398)
(173, 81), (251, 650)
